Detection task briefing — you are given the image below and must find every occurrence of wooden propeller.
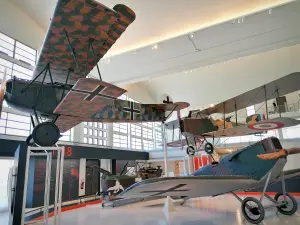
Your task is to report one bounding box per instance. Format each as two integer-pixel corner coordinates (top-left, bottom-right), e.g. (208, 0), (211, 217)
(257, 148), (300, 160)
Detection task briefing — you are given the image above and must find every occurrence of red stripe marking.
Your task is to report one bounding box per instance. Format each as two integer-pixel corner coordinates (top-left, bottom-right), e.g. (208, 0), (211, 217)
(31, 199), (102, 221)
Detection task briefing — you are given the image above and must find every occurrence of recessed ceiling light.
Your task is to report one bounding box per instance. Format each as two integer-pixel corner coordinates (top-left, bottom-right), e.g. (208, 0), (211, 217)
(210, 104), (214, 108)
(190, 33), (194, 38)
(152, 44), (158, 50)
(190, 70), (193, 73)
(107, 58), (111, 63)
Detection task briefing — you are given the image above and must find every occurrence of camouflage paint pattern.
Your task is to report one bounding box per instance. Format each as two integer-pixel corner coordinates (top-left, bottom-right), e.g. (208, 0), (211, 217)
(33, 0), (136, 84)
(53, 78), (190, 132)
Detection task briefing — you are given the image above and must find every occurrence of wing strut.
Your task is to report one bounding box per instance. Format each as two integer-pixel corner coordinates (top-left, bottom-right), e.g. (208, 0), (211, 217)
(90, 38), (102, 81)
(63, 29), (81, 74)
(59, 68), (72, 102)
(21, 64), (48, 93)
(234, 100), (237, 126)
(276, 89), (281, 118)
(264, 85), (269, 120)
(223, 102), (226, 129)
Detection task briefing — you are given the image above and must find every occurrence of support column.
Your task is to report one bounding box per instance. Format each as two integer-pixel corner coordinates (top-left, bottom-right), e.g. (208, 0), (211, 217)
(162, 123), (168, 176)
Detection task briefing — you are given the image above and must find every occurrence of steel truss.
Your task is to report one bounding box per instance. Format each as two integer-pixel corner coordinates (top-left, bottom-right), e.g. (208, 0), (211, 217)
(21, 146), (65, 225)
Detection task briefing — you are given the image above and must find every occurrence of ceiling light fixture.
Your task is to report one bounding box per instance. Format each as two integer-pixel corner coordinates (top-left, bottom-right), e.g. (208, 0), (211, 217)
(210, 104), (214, 108)
(152, 44), (158, 50)
(190, 33), (194, 38)
(269, 9), (272, 15)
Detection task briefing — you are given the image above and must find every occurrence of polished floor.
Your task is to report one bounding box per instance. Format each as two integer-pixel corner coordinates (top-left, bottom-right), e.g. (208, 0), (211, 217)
(48, 194), (300, 225)
(1, 195), (299, 225)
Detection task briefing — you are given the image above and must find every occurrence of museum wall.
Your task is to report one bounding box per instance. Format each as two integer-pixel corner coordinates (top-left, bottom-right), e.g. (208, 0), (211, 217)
(0, 0), (44, 50)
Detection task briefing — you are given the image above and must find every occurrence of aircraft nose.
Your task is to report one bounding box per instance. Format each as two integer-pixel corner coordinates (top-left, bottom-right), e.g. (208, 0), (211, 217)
(5, 79), (12, 94)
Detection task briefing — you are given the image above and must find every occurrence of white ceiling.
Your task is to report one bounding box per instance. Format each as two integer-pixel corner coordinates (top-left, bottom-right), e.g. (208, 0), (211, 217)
(11, 0), (293, 56)
(95, 0), (300, 84)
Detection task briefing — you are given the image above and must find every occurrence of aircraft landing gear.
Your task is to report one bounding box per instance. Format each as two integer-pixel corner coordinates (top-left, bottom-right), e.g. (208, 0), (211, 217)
(241, 197), (265, 224)
(232, 170), (298, 224)
(26, 122), (60, 147)
(204, 142), (214, 155)
(274, 192), (297, 215)
(186, 146), (195, 155)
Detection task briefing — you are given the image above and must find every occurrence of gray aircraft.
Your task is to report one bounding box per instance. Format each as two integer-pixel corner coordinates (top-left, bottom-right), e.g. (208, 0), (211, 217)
(120, 137), (300, 224)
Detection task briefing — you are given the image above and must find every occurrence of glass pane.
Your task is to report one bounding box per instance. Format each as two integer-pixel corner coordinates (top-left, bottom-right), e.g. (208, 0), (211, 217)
(93, 139), (98, 144)
(84, 137), (87, 143)
(84, 128), (87, 135)
(16, 41), (36, 56)
(94, 130), (98, 136)
(6, 128), (29, 136)
(7, 113), (30, 123)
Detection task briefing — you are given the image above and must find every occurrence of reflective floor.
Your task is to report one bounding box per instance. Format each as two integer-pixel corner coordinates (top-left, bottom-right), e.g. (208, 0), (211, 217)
(49, 195), (300, 225)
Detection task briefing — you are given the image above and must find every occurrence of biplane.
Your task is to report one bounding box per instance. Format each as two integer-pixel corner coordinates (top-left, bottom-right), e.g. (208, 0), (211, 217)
(120, 137), (300, 224)
(166, 72), (300, 155)
(0, 0), (189, 147)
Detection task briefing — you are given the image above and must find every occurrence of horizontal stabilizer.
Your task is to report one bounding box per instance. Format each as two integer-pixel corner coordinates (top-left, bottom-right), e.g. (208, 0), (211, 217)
(146, 102), (189, 111)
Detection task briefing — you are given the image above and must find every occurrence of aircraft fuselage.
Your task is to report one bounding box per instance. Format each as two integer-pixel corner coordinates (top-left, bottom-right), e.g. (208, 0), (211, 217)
(5, 78), (69, 118)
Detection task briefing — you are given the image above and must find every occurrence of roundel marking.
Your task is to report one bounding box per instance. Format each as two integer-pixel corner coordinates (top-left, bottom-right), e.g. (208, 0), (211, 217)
(248, 122), (284, 130)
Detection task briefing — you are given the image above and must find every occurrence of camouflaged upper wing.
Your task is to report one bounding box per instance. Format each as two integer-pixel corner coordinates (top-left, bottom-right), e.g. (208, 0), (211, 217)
(33, 0), (136, 84)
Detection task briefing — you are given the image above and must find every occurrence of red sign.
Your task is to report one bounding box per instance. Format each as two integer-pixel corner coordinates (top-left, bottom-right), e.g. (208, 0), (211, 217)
(51, 146), (73, 157)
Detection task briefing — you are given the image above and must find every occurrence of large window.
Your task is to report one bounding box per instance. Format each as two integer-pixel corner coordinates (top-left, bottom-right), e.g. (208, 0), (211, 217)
(113, 123), (129, 148)
(154, 122), (163, 149)
(0, 32), (37, 67)
(0, 112), (31, 136)
(83, 122), (107, 145)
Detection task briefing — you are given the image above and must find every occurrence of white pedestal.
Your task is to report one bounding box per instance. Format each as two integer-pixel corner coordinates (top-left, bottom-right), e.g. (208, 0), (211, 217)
(163, 196), (176, 213)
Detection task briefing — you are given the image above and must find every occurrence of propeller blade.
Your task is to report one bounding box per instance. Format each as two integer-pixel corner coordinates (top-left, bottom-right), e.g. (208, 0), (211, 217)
(257, 147), (300, 160)
(0, 68), (7, 117)
(214, 147), (239, 155)
(257, 149), (287, 160)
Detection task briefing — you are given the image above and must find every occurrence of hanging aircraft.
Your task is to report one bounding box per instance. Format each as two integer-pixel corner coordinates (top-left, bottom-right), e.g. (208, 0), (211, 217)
(165, 72), (300, 155)
(120, 137), (300, 224)
(0, 0), (189, 147)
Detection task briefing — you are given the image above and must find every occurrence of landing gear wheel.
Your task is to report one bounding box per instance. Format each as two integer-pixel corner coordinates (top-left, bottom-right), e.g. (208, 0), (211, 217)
(186, 146), (195, 155)
(204, 142), (214, 155)
(274, 192), (298, 215)
(241, 197), (265, 224)
(32, 122), (60, 146)
(26, 134), (34, 146)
